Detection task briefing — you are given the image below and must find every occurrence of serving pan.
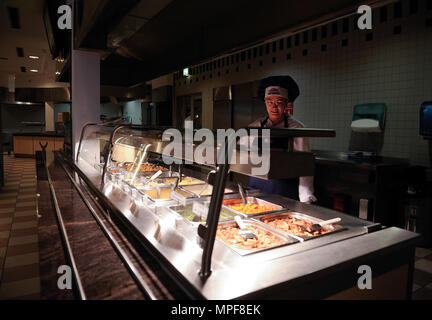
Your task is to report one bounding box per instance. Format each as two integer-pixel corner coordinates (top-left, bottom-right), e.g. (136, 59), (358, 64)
(167, 202), (237, 225)
(255, 211), (346, 241)
(216, 220), (298, 256)
(222, 196), (285, 217)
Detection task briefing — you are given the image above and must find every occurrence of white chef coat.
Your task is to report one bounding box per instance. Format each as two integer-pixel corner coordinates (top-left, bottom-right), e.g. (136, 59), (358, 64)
(248, 115), (317, 203)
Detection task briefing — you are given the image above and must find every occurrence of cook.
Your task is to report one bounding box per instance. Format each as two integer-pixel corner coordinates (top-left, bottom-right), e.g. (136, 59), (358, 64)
(248, 75), (317, 204)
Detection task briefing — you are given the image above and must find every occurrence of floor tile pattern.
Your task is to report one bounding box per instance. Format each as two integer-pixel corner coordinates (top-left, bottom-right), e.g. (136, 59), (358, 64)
(0, 155), (39, 300)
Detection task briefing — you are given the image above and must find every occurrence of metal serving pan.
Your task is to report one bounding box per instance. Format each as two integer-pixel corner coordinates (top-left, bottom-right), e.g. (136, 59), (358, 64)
(128, 186), (175, 206)
(106, 167), (125, 183)
(131, 177), (178, 190)
(255, 211), (346, 241)
(222, 196), (285, 217)
(170, 187), (200, 206)
(216, 219), (298, 256)
(176, 176), (206, 187)
(167, 202), (237, 226)
(182, 184), (235, 197)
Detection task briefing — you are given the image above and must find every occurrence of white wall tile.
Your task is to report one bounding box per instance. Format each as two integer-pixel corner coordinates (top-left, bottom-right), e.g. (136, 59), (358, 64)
(171, 0), (432, 167)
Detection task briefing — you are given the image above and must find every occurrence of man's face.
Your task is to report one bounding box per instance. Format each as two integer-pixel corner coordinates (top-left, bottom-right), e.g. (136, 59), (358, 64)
(265, 96), (287, 124)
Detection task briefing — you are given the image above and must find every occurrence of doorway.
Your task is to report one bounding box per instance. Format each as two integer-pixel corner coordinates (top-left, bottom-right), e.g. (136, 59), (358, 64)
(176, 93), (202, 129)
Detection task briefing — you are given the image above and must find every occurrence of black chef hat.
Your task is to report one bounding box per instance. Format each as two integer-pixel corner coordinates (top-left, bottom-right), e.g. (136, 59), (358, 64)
(258, 75), (300, 103)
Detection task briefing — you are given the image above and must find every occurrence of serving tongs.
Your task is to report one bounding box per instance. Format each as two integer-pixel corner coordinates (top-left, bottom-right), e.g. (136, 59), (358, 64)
(130, 143), (151, 184)
(310, 218), (341, 231)
(237, 183), (247, 205)
(143, 170), (163, 185)
(234, 215), (257, 240)
(298, 217), (341, 233)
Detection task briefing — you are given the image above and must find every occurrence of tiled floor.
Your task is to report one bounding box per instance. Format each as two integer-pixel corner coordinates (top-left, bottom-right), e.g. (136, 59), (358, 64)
(413, 247), (432, 300)
(0, 155), (40, 300)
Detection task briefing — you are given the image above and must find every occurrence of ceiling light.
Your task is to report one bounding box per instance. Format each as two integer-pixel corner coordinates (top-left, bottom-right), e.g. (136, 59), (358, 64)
(29, 55), (39, 59)
(29, 69), (38, 72)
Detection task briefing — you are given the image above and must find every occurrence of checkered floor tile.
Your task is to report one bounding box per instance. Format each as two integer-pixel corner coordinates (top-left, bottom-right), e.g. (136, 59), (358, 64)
(0, 155), (40, 300)
(413, 247), (432, 300)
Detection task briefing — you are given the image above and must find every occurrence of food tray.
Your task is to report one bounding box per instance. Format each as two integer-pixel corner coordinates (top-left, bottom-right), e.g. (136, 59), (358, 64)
(176, 176), (206, 187)
(106, 167), (125, 183)
(167, 202), (236, 226)
(222, 196), (284, 217)
(130, 186), (174, 205)
(118, 162), (168, 179)
(170, 187), (199, 205)
(112, 161), (134, 169)
(131, 177), (178, 190)
(182, 184), (235, 197)
(255, 211), (345, 240)
(216, 220), (297, 256)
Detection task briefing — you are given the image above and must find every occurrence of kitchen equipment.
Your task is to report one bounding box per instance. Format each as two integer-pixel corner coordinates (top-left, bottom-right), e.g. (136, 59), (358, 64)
(256, 211), (345, 240)
(420, 101), (432, 169)
(131, 144), (151, 183)
(216, 219), (296, 256)
(420, 101), (432, 138)
(167, 202), (236, 225)
(234, 215), (257, 239)
(238, 183), (247, 204)
(147, 170), (163, 182)
(310, 218), (341, 231)
(351, 103), (386, 133)
(222, 196), (284, 216)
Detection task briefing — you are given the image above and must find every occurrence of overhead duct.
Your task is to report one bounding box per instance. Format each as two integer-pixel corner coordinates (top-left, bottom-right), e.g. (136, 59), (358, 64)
(100, 83), (152, 101)
(9, 87), (71, 103)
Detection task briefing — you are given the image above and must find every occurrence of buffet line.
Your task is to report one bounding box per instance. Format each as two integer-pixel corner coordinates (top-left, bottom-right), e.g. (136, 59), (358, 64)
(103, 159), (344, 257)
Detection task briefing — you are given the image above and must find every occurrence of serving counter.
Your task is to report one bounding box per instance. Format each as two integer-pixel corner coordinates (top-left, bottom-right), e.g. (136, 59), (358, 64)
(37, 124), (420, 300)
(14, 132), (64, 156)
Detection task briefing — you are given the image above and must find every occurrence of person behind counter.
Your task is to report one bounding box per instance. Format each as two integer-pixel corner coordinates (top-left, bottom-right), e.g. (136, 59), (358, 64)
(248, 75), (317, 204)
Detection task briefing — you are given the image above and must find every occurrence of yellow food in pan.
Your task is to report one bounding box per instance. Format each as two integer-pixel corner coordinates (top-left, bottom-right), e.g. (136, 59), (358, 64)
(145, 188), (171, 199)
(225, 203), (273, 215)
(178, 177), (204, 186)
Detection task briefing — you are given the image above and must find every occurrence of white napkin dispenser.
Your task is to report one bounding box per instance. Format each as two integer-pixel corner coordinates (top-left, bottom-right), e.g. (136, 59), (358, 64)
(351, 103), (386, 133)
(351, 119), (382, 133)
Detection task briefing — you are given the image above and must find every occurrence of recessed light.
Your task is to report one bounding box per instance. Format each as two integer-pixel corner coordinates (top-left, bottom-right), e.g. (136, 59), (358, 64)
(29, 55), (39, 59)
(29, 69), (38, 72)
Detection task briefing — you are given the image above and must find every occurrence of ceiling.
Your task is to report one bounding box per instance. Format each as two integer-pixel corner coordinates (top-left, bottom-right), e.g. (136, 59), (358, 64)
(0, 0), (68, 89)
(75, 0), (374, 87)
(0, 0), (379, 90)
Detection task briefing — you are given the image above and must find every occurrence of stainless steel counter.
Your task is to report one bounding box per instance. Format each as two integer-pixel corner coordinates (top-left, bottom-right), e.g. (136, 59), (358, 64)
(64, 153), (420, 299)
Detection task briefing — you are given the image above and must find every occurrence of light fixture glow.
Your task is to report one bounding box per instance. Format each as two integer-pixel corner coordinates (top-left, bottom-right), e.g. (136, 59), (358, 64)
(183, 68), (189, 77)
(29, 69), (38, 72)
(55, 71), (60, 75)
(29, 55), (39, 59)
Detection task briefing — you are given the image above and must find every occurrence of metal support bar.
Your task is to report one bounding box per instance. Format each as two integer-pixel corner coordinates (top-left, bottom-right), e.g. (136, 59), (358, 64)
(199, 133), (235, 278)
(101, 125), (127, 187)
(56, 155), (158, 300)
(75, 122), (97, 162)
(43, 152), (87, 300)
